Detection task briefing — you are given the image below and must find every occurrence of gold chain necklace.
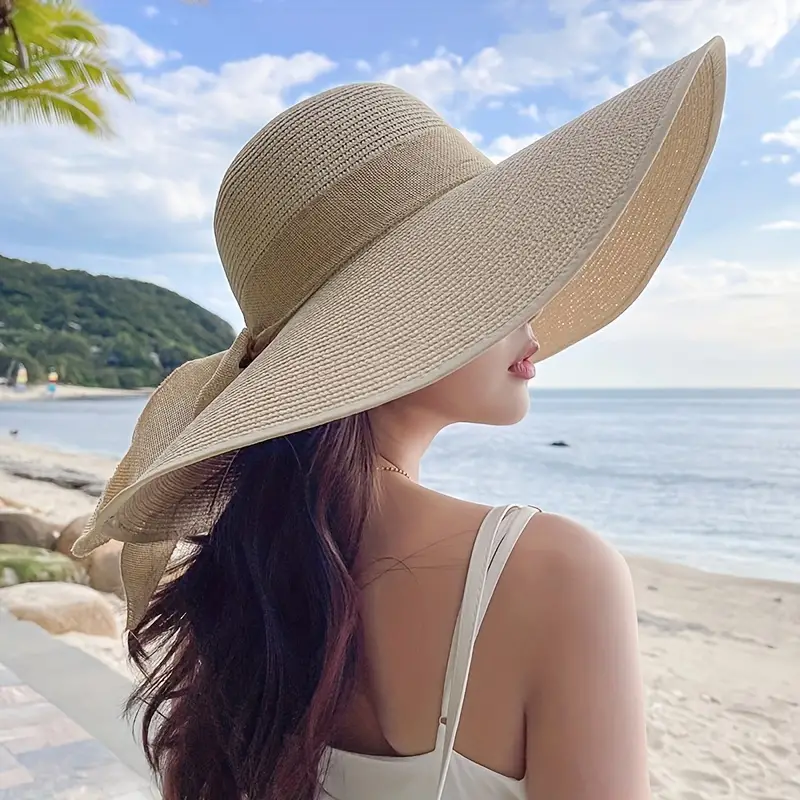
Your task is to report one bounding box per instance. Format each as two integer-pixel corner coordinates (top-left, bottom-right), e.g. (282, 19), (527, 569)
(377, 458), (412, 480)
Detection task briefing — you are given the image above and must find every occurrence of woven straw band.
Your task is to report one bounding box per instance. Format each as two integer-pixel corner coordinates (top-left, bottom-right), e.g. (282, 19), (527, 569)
(193, 125), (490, 417)
(219, 121), (492, 336)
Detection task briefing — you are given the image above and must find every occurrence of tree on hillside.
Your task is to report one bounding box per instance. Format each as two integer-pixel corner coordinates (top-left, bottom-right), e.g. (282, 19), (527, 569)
(0, 255), (236, 388)
(0, 0), (130, 136)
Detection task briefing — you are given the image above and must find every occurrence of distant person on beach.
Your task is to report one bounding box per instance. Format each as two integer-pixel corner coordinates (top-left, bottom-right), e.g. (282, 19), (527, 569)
(47, 368), (59, 397)
(72, 39), (726, 800)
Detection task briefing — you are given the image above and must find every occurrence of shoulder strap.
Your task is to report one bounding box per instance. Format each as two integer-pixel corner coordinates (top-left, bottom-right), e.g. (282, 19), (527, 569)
(434, 504), (539, 798)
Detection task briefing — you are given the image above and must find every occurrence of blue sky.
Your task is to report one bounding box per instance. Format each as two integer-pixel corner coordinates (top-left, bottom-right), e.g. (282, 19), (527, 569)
(2, 0), (799, 387)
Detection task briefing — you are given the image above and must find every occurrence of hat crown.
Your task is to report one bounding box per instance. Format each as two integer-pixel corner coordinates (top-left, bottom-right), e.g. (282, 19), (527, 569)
(214, 83), (491, 335)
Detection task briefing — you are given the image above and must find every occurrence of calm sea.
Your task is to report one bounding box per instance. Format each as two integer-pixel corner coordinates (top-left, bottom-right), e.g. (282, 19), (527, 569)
(2, 389), (798, 583)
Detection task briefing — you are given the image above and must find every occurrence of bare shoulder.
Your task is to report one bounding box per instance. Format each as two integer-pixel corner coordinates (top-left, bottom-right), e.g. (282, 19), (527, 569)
(495, 511), (637, 669)
(511, 510), (631, 582)
(507, 513), (650, 798)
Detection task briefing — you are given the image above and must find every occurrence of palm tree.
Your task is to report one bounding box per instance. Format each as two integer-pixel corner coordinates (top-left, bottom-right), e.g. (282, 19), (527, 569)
(0, 0), (28, 68)
(0, 0), (131, 137)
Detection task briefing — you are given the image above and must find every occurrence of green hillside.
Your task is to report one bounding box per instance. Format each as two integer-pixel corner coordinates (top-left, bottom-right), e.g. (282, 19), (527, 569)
(0, 255), (236, 389)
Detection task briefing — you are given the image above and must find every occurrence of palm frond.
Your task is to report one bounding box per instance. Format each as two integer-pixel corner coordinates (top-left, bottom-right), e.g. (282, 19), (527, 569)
(0, 0), (131, 136)
(0, 76), (109, 135)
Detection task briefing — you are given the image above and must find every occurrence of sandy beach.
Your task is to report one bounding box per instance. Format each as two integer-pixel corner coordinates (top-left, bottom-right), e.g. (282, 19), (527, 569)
(0, 437), (798, 799)
(0, 384), (152, 403)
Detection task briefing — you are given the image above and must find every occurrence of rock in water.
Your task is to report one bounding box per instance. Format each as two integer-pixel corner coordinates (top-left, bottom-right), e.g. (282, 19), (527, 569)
(0, 582), (117, 637)
(0, 544), (88, 586)
(0, 512), (58, 549)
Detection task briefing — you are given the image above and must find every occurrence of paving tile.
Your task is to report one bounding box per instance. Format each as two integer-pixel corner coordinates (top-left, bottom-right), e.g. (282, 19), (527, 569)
(0, 764), (33, 792)
(6, 714), (92, 755)
(0, 701), (61, 735)
(0, 661), (156, 799)
(0, 744), (33, 791)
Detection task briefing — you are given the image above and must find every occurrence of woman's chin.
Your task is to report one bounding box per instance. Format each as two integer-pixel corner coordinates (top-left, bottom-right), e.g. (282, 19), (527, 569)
(479, 392), (531, 427)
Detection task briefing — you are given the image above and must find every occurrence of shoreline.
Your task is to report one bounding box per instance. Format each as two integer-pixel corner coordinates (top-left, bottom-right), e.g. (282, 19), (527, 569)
(0, 437), (797, 586)
(0, 384), (153, 403)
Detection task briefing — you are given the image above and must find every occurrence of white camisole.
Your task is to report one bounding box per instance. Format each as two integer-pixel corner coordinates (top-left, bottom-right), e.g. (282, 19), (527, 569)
(321, 504), (539, 799)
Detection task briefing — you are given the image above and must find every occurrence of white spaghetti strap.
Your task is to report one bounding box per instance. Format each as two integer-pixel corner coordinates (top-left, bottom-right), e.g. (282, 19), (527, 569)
(479, 506), (540, 630)
(433, 504), (539, 799)
(436, 506), (508, 738)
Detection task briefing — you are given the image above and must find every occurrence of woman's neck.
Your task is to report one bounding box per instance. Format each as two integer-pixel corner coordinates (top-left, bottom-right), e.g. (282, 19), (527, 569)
(369, 405), (445, 482)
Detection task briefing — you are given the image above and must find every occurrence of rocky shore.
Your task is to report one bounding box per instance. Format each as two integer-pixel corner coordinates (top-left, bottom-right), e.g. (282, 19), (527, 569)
(0, 440), (130, 679)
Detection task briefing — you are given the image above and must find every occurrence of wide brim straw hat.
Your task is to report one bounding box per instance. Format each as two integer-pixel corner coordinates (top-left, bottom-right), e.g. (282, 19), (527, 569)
(74, 37), (726, 629)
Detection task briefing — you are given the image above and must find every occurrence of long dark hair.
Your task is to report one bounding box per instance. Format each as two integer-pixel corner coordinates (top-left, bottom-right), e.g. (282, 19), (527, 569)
(126, 412), (379, 799)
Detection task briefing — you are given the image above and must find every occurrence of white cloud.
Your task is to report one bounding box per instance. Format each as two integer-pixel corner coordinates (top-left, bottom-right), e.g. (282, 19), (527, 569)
(762, 118), (800, 151)
(785, 90), (800, 100)
(619, 0), (800, 67)
(759, 220), (800, 230)
(106, 24), (180, 68)
(377, 47), (518, 109)
(540, 255), (800, 387)
(626, 258), (800, 356)
(458, 128), (484, 145)
(790, 172), (800, 185)
(648, 258), (800, 301)
(483, 132), (542, 163)
(761, 154), (793, 164)
(519, 102), (539, 119)
(379, 0), (800, 117)
(377, 11), (624, 109)
(0, 41), (337, 248)
(451, 127), (543, 162)
(378, 51), (462, 107)
(143, 5), (159, 18)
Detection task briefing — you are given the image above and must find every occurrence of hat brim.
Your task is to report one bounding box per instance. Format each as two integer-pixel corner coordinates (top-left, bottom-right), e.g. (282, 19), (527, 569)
(75, 37), (725, 628)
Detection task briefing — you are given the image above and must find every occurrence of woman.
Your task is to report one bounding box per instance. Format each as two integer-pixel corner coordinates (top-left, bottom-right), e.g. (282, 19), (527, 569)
(73, 37), (726, 800)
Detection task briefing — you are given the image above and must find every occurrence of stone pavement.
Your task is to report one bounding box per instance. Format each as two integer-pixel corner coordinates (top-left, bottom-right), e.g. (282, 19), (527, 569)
(0, 612), (158, 799)
(0, 661), (156, 799)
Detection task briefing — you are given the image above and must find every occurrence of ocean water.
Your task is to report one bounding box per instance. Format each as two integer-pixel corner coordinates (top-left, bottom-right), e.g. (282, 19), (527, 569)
(2, 389), (798, 583)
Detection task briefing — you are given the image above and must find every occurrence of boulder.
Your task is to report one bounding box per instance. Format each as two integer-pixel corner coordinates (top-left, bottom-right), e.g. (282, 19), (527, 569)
(0, 544), (88, 587)
(56, 515), (123, 597)
(0, 581), (117, 637)
(86, 540), (123, 596)
(0, 512), (58, 549)
(55, 514), (91, 557)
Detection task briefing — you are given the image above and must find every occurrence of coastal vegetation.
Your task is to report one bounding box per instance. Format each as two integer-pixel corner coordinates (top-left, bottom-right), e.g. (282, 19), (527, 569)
(0, 254), (235, 388)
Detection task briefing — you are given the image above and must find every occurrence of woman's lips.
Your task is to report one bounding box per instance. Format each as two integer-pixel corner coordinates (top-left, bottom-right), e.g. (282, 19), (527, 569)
(509, 338), (539, 380)
(509, 358), (536, 380)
